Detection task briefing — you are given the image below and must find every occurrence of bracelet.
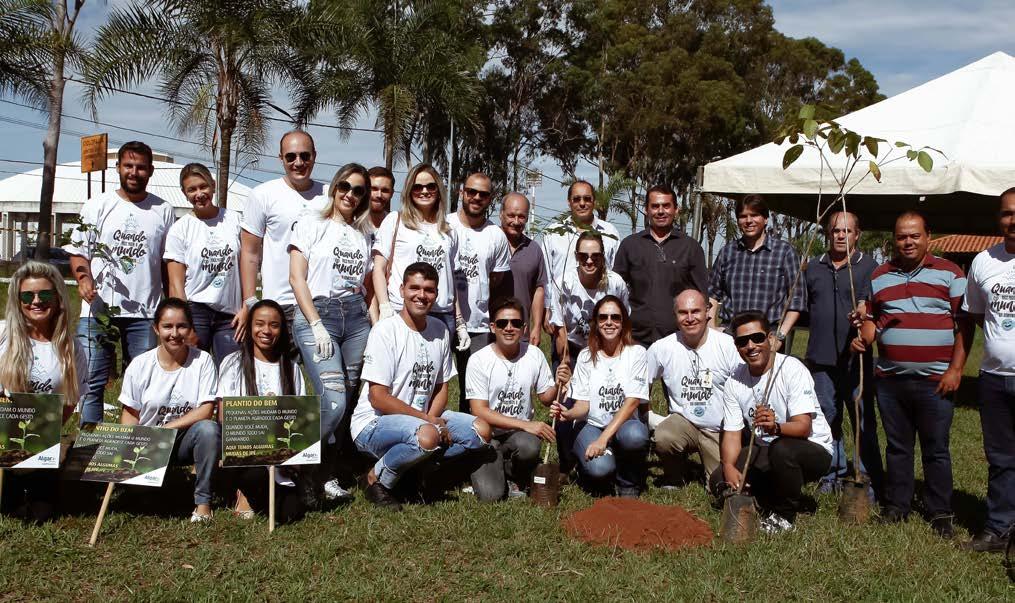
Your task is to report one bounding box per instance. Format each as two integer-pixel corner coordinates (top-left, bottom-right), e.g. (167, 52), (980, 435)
(244, 296), (258, 310)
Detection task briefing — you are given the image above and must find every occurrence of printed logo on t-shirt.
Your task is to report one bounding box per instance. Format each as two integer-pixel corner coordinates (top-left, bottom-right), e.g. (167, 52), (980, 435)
(28, 353), (53, 393)
(157, 390), (192, 425)
(332, 230), (366, 289)
(598, 368), (624, 414)
(200, 230), (235, 289)
(410, 341), (435, 409)
(681, 369), (713, 417)
(416, 231), (446, 269)
(457, 237), (480, 286)
(256, 366), (276, 397)
(495, 369), (526, 418)
(111, 214), (147, 274)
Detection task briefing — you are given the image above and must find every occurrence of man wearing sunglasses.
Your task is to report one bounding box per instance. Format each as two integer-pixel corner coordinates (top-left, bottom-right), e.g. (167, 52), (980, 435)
(66, 140), (176, 425)
(711, 310), (833, 533)
(240, 130), (328, 333)
(541, 180), (621, 293)
(448, 173), (511, 412)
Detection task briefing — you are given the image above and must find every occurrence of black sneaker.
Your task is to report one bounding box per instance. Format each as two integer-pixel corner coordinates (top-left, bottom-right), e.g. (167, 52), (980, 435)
(364, 482), (402, 511)
(930, 515), (955, 540)
(879, 507), (908, 524)
(962, 530), (1006, 553)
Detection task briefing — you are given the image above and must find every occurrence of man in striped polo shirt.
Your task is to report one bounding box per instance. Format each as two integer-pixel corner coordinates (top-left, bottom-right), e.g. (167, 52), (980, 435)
(853, 210), (970, 538)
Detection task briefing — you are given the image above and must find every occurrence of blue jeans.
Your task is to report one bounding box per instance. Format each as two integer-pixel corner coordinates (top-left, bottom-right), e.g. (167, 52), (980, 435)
(978, 372), (1015, 536)
(811, 360), (883, 491)
(876, 376), (953, 517)
(293, 295), (371, 474)
(76, 316), (157, 425)
(552, 340), (583, 474)
(188, 302), (239, 367)
(574, 419), (649, 494)
(354, 410), (486, 489)
(173, 419), (220, 505)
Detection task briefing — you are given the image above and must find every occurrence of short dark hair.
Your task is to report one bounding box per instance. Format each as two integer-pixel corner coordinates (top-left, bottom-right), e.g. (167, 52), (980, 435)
(154, 296), (193, 326)
(403, 261), (439, 284)
(567, 180), (594, 201)
(117, 141), (153, 166)
(895, 209), (930, 234)
(491, 297), (525, 319)
(368, 166), (395, 184)
(730, 310), (770, 335)
(735, 194), (769, 218)
(823, 210), (860, 233)
(645, 185), (677, 206)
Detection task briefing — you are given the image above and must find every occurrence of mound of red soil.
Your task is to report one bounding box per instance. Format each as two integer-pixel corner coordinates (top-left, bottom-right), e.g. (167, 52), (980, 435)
(563, 497), (713, 552)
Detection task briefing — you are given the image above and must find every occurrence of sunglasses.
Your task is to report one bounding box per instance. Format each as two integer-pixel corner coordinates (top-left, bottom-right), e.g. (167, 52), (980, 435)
(571, 195), (594, 204)
(465, 187), (491, 200)
(283, 151), (313, 163)
(597, 313), (622, 323)
(494, 318), (525, 329)
(576, 252), (604, 264)
(336, 181), (366, 199)
(734, 332), (768, 348)
(19, 289), (57, 305)
(411, 182), (439, 195)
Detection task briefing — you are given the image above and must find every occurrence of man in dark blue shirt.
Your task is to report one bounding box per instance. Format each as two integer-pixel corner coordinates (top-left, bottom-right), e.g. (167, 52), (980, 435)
(804, 210), (882, 496)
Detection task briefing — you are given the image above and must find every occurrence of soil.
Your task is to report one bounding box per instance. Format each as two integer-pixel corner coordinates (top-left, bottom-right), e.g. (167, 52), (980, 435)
(0, 448), (33, 467)
(563, 497), (713, 552)
(224, 448), (298, 467)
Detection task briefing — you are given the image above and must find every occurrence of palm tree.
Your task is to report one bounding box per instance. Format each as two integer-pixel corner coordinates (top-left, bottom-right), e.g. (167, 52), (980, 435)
(297, 0), (484, 172)
(83, 0), (326, 207)
(1, 0), (89, 260)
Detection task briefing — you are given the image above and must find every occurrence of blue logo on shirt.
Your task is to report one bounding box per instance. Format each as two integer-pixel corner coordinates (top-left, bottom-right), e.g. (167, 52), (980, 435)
(1002, 318), (1014, 331)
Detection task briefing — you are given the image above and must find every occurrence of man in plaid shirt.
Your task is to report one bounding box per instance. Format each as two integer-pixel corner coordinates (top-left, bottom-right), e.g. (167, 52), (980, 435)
(708, 195), (805, 351)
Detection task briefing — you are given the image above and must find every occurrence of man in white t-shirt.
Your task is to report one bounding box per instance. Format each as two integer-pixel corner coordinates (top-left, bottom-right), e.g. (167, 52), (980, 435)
(448, 172), (512, 412)
(239, 130), (328, 330)
(364, 166), (395, 245)
(648, 290), (741, 485)
(466, 297), (569, 501)
(65, 141), (175, 425)
(710, 310), (833, 532)
(351, 262), (492, 510)
(960, 189), (1015, 552)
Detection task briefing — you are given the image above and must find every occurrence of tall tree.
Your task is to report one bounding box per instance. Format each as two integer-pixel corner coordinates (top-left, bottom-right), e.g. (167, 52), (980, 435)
(84, 0), (324, 208)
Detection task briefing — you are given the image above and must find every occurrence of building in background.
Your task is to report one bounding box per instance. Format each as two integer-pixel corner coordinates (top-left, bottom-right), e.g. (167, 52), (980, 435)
(930, 234), (1003, 272)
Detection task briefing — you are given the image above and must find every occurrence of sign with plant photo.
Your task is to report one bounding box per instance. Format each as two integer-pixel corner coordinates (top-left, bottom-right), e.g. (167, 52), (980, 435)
(220, 396), (321, 467)
(63, 423), (177, 487)
(0, 393), (63, 469)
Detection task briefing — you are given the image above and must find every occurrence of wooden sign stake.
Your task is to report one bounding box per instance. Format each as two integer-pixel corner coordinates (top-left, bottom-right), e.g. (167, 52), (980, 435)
(89, 483), (115, 547)
(268, 466), (276, 534)
(0, 468), (5, 503)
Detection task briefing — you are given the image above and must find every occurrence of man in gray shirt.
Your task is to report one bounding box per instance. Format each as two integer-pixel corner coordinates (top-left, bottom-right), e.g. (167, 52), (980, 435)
(500, 192), (547, 345)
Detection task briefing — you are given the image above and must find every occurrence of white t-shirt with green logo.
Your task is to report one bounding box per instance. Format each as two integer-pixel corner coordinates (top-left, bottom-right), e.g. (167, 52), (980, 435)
(350, 315), (457, 440)
(119, 347), (218, 427)
(0, 324), (88, 402)
(216, 350), (306, 398)
(164, 208), (242, 313)
(372, 212), (458, 314)
(570, 344), (649, 428)
(548, 270), (630, 347)
(465, 342), (554, 435)
(289, 214), (372, 299)
(962, 243), (1015, 376)
(447, 213), (511, 333)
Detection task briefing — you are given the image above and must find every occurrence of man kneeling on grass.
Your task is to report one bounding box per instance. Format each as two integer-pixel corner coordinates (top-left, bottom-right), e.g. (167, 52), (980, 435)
(350, 262), (492, 510)
(466, 297), (570, 501)
(710, 310), (833, 533)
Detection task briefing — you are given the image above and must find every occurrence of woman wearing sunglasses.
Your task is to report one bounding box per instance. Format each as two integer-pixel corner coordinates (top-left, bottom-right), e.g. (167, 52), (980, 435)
(165, 163), (244, 364)
(552, 295), (650, 497)
(289, 162), (373, 504)
(371, 164), (465, 343)
(119, 297), (219, 522)
(0, 261), (87, 521)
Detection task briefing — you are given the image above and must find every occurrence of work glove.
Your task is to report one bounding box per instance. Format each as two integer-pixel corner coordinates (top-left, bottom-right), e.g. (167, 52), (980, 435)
(310, 319), (334, 361)
(455, 317), (471, 352)
(379, 302), (395, 320)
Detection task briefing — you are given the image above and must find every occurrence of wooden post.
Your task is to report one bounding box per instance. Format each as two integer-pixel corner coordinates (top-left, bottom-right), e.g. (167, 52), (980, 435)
(0, 468), (5, 504)
(268, 466), (275, 534)
(89, 483), (115, 547)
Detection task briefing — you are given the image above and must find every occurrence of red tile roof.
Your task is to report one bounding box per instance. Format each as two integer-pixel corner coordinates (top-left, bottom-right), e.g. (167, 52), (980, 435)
(930, 235), (1003, 254)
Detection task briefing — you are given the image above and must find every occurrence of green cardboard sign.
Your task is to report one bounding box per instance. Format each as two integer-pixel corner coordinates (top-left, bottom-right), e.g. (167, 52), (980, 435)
(63, 423), (177, 487)
(0, 393), (63, 469)
(221, 395), (321, 467)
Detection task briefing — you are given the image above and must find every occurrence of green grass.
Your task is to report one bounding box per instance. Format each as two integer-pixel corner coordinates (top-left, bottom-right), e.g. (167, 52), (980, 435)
(0, 290), (1011, 600)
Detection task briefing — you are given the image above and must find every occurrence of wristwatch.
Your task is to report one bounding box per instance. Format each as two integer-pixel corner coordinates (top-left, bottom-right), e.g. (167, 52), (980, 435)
(775, 330), (787, 342)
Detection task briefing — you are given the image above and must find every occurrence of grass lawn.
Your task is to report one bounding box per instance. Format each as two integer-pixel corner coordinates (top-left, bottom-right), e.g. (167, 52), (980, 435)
(0, 287), (1011, 600)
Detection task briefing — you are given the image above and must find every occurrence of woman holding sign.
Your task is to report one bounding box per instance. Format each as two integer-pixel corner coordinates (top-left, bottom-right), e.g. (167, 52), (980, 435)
(0, 261), (87, 521)
(218, 299), (307, 521)
(119, 297), (219, 522)
(551, 295), (650, 498)
(289, 163), (373, 504)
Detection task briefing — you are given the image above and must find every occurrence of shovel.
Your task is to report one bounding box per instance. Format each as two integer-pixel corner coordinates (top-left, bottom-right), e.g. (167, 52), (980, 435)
(838, 356), (873, 524)
(719, 489), (760, 544)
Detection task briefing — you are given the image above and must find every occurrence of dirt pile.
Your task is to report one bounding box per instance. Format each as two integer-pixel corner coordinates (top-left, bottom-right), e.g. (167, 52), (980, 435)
(563, 497), (713, 552)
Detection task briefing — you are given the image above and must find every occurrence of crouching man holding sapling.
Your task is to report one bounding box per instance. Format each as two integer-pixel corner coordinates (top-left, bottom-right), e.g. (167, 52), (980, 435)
(710, 311), (833, 534)
(466, 297), (569, 501)
(351, 262), (492, 510)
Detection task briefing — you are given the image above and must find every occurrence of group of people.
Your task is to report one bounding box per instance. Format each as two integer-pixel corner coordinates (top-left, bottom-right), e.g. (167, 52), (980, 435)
(0, 133), (1011, 553)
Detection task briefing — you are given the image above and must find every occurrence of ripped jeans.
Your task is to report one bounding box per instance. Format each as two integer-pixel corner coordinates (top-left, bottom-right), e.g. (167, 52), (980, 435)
(354, 411), (487, 489)
(292, 295), (371, 473)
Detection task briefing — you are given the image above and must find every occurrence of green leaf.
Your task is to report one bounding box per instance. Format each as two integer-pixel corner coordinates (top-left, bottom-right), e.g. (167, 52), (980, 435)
(869, 161), (882, 182)
(906, 149), (918, 161)
(18, 421), (26, 429)
(782, 144), (804, 169)
(845, 132), (861, 158)
(895, 141), (910, 148)
(917, 151), (933, 172)
(799, 105), (815, 119)
(803, 119), (818, 140)
(828, 129), (846, 154)
(863, 137), (880, 157)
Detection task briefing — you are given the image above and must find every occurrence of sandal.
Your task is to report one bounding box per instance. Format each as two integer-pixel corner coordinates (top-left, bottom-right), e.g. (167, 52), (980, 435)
(190, 512), (212, 523)
(233, 508), (255, 520)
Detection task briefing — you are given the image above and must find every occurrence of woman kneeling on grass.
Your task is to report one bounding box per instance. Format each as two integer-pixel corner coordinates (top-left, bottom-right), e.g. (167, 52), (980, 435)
(217, 300), (308, 521)
(552, 295), (650, 497)
(118, 297), (219, 522)
(0, 261), (87, 521)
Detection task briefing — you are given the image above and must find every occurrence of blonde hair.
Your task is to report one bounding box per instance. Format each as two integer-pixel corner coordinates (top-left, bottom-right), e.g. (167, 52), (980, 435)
(323, 163), (371, 233)
(399, 163), (449, 234)
(179, 162), (215, 189)
(0, 261), (78, 403)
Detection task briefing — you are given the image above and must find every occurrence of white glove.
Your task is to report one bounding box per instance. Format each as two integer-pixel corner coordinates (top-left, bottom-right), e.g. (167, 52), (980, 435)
(310, 319), (333, 360)
(379, 302), (394, 320)
(455, 317), (471, 352)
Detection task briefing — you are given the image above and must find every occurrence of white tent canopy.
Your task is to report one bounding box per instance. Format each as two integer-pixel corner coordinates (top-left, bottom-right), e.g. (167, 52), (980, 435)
(702, 51), (1015, 234)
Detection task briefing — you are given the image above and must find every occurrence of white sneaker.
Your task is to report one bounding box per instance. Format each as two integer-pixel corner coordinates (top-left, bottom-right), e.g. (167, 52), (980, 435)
(461, 485), (475, 495)
(322, 479), (353, 501)
(760, 513), (794, 534)
(507, 481), (526, 499)
(190, 512), (212, 524)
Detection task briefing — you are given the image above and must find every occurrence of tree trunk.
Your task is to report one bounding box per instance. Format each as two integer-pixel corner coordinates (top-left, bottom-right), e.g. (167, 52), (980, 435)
(216, 122), (234, 209)
(36, 47), (66, 261)
(384, 132), (394, 171)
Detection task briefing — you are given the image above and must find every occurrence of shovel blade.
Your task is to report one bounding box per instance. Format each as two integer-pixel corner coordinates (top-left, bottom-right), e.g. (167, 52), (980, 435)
(530, 462), (560, 507)
(719, 493), (760, 544)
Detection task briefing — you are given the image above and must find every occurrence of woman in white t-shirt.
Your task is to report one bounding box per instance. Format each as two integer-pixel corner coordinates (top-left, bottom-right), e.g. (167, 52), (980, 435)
(0, 261), (87, 521)
(289, 163), (372, 503)
(119, 298), (219, 522)
(370, 163), (468, 348)
(165, 163), (243, 365)
(552, 296), (650, 497)
(217, 299), (308, 522)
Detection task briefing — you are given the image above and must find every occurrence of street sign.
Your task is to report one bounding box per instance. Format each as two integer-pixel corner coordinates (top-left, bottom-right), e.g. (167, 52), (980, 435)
(525, 171), (543, 188)
(80, 134), (108, 174)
